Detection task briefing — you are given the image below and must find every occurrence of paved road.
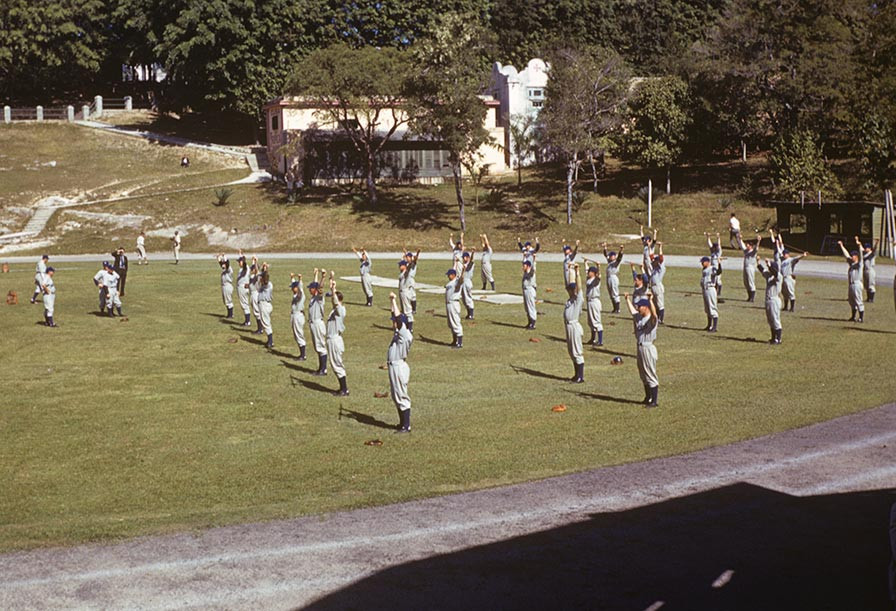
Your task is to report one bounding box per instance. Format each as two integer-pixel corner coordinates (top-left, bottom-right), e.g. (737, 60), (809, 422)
(1, 403), (893, 610)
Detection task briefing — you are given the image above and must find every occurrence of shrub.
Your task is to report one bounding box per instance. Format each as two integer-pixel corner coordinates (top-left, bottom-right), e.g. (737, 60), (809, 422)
(213, 188), (233, 207)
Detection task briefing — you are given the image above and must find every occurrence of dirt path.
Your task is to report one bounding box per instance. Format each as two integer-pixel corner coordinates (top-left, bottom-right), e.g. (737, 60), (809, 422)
(1, 403), (893, 610)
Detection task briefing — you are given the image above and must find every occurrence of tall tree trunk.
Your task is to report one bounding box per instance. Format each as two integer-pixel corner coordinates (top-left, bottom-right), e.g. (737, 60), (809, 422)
(366, 152), (378, 206)
(517, 161), (522, 187)
(590, 152), (599, 192)
(566, 154), (576, 225)
(452, 161), (466, 231)
(741, 139), (747, 164)
(666, 164), (671, 194)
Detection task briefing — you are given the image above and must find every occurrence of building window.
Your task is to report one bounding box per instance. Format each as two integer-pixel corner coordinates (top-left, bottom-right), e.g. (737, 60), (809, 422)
(829, 212), (843, 235)
(271, 114), (279, 131)
(530, 100), (544, 108)
(860, 213), (872, 236)
(527, 88), (544, 99)
(789, 213), (806, 234)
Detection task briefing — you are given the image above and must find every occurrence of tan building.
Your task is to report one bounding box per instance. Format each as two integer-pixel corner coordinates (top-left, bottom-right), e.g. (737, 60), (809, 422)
(262, 96), (508, 185)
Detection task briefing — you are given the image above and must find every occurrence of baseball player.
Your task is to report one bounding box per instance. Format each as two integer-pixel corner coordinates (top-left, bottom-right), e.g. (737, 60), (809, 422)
(111, 247), (129, 296)
(648, 242), (667, 324)
(258, 267), (274, 348)
(700, 256), (719, 332)
(308, 268), (329, 375)
(235, 254), (252, 326)
(582, 259), (604, 346)
(216, 254), (234, 319)
(518, 236), (540, 263)
(104, 261), (123, 317)
(838, 237), (865, 323)
(625, 292), (659, 408)
(445, 264), (467, 348)
(561, 240), (580, 285)
(449, 232), (465, 267)
(326, 277), (349, 396)
(387, 291), (413, 433)
(737, 234), (761, 302)
(136, 231), (148, 265)
(728, 213), (742, 249)
(480, 234), (495, 291)
(705, 232), (724, 296)
(249, 259), (263, 334)
(30, 254), (49, 304)
(42, 266), (57, 327)
(289, 273), (307, 360)
(171, 231), (181, 264)
(460, 250), (475, 320)
(403, 250), (419, 313)
(863, 239), (879, 302)
(757, 257), (783, 344)
(352, 248), (373, 306)
(630, 262), (649, 300)
(93, 263), (109, 312)
(602, 243), (624, 313)
(398, 258), (416, 333)
(563, 263), (585, 384)
(521, 255), (537, 329)
(773, 230), (808, 312)
(639, 226), (657, 270)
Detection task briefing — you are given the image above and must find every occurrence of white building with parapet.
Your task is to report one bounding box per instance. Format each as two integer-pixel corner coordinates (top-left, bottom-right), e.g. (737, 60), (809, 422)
(488, 58), (549, 167)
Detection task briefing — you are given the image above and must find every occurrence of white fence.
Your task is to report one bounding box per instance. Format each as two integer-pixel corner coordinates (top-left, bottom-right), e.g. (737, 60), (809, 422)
(2, 96), (133, 124)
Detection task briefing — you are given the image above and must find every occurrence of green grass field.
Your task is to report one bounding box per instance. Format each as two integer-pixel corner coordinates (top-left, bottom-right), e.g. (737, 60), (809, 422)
(1, 258), (893, 552)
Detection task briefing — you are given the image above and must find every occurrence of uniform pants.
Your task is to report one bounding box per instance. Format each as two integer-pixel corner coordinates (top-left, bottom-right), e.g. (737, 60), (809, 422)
(237, 286), (251, 315)
(743, 265), (756, 293)
(446, 300), (463, 336)
(606, 275), (619, 303)
(523, 288), (537, 322)
(388, 360), (411, 412)
(251, 291), (261, 321)
(259, 301), (273, 335)
(566, 321), (584, 365)
(651, 283), (665, 311)
(107, 288), (122, 308)
(98, 288), (107, 311)
(781, 277), (796, 302)
(310, 319), (327, 355)
(461, 282), (474, 309)
(221, 282), (233, 308)
(703, 287), (718, 317)
(586, 298), (603, 332)
(864, 269), (876, 293)
(848, 282), (864, 312)
(399, 290), (414, 323)
(292, 312), (306, 347)
(327, 335), (346, 377)
(33, 276), (43, 298)
(637, 343), (658, 388)
(174, 245), (180, 261)
(766, 296), (782, 331)
(360, 274), (373, 299)
(481, 262), (494, 283)
(44, 293), (55, 317)
(137, 245), (146, 261)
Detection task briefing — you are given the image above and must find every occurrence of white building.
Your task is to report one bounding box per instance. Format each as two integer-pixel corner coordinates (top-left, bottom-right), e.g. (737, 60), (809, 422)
(488, 58), (549, 167)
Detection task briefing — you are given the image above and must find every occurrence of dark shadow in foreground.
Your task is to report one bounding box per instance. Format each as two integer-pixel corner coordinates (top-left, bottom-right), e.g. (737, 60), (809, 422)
(304, 483), (895, 611)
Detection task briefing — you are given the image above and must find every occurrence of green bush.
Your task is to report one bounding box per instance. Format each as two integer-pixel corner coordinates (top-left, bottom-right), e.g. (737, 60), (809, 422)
(213, 188), (233, 206)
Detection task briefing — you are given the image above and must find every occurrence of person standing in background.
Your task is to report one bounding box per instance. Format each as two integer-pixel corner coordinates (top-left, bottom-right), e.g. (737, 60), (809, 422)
(111, 247), (129, 297)
(171, 231), (181, 264)
(136, 231), (148, 265)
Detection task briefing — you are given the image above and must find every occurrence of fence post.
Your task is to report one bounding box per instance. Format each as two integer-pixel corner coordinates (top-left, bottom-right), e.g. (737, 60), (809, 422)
(94, 95), (103, 118)
(36, 106), (44, 121)
(67, 106), (74, 122)
(124, 96), (133, 111)
(3, 106), (9, 123)
(82, 105), (90, 120)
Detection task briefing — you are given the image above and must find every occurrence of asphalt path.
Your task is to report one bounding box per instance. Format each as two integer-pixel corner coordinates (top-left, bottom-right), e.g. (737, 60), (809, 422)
(1, 403), (894, 610)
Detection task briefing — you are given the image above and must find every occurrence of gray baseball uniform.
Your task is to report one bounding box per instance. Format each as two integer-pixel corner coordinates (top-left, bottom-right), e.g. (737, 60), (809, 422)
(326, 301), (347, 378)
(522, 263), (537, 324)
(359, 257), (373, 300)
(398, 267), (415, 324)
(387, 325), (413, 412)
(258, 280), (273, 335)
(461, 258), (475, 310)
(480, 247), (494, 284)
(586, 275), (603, 334)
(250, 271), (261, 322)
(741, 244), (758, 293)
(220, 262), (234, 309)
(780, 256), (799, 302)
(846, 254), (865, 312)
(863, 247), (876, 294)
(564, 289), (585, 365)
(291, 281), (306, 348)
(43, 274), (55, 317)
(649, 258), (666, 311)
(634, 311), (658, 389)
(236, 265), (251, 315)
(758, 262), (782, 332)
(710, 249), (722, 291)
(445, 276), (463, 337)
(701, 265), (718, 318)
(105, 270), (122, 309)
(605, 253), (623, 303)
(33, 258), (47, 300)
(309, 293), (328, 356)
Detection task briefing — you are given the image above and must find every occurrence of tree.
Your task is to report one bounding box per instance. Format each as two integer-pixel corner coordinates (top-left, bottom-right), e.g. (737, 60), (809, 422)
(540, 46), (630, 224)
(0, 0), (111, 102)
(508, 113), (538, 187)
(409, 12), (495, 231)
(770, 129), (841, 200)
(286, 44), (414, 206)
(851, 110), (895, 193)
(622, 76), (691, 194)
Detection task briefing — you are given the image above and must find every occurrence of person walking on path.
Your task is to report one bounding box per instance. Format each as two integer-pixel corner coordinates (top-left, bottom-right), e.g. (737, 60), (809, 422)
(352, 248), (374, 307)
(235, 254), (252, 326)
(625, 291), (659, 408)
(171, 231), (181, 264)
(757, 257), (783, 344)
(737, 234), (761, 302)
(289, 273), (307, 361)
(700, 256), (719, 333)
(838, 237), (866, 323)
(582, 259), (604, 346)
(863, 239), (879, 303)
(308, 269), (329, 375)
(563, 263), (586, 384)
(326, 277), (349, 396)
(602, 243), (624, 313)
(216, 254), (234, 319)
(30, 254), (49, 304)
(522, 255), (538, 330)
(445, 265), (467, 348)
(480, 234), (495, 291)
(136, 232), (148, 265)
(387, 291), (413, 433)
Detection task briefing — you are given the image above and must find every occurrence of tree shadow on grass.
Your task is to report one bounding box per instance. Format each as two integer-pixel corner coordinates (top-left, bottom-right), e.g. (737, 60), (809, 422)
(565, 389), (645, 406)
(510, 364), (568, 382)
(338, 406), (395, 430)
(290, 375), (333, 394)
(351, 190), (455, 231)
